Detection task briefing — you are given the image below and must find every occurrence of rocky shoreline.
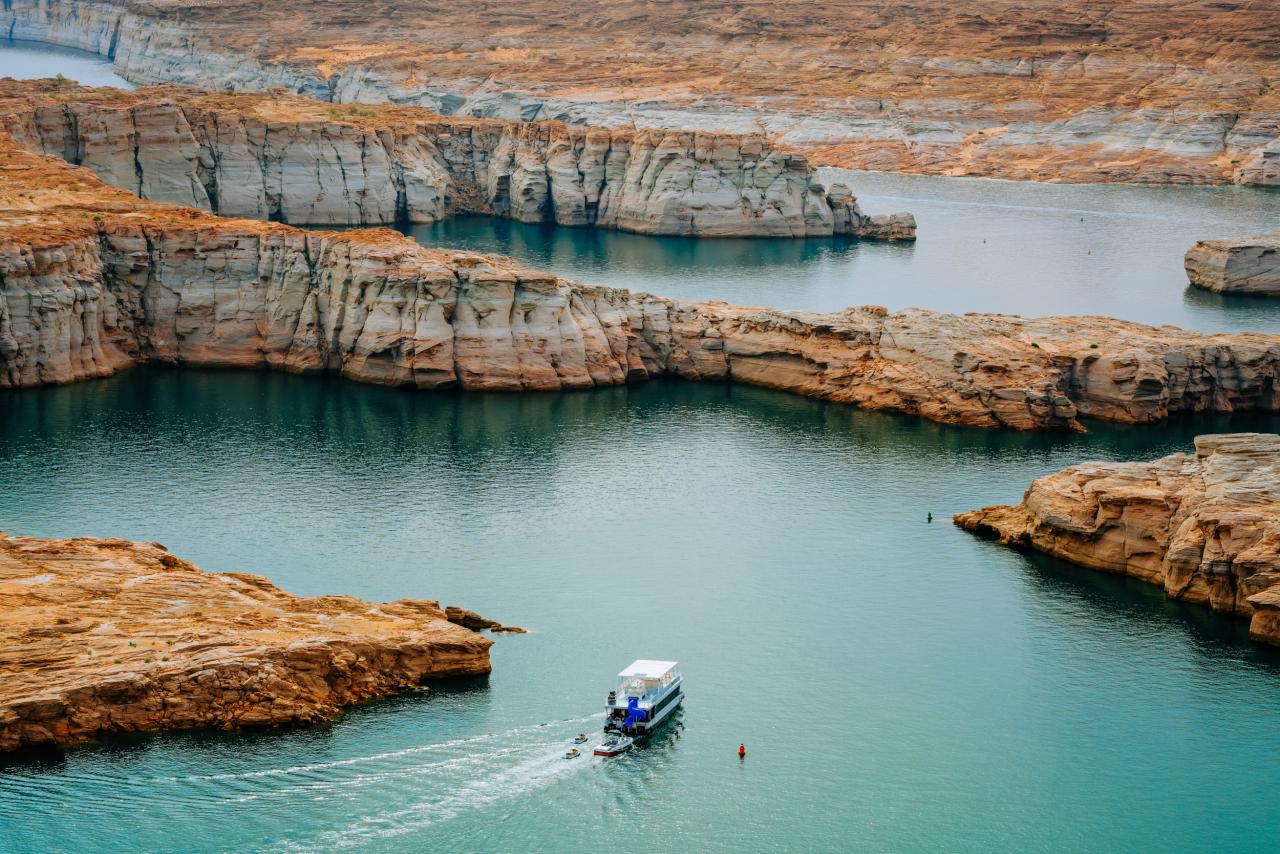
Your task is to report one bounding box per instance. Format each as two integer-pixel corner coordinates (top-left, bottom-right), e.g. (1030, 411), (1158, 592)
(1186, 232), (1280, 296)
(2, 0), (1277, 186)
(955, 433), (1280, 647)
(0, 80), (915, 239)
(0, 532), (499, 752)
(1, 134), (1278, 429)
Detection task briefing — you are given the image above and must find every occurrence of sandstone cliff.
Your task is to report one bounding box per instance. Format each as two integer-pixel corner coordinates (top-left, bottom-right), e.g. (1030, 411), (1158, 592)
(1186, 233), (1280, 296)
(3, 0), (1278, 186)
(955, 434), (1280, 646)
(0, 81), (914, 238)
(1, 139), (1278, 430)
(0, 532), (495, 752)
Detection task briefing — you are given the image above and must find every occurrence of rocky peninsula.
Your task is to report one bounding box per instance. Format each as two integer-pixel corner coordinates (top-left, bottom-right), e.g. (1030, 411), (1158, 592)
(2, 135), (1279, 430)
(1186, 232), (1280, 296)
(3, 0), (1277, 186)
(0, 80), (914, 238)
(955, 433), (1280, 647)
(0, 532), (496, 752)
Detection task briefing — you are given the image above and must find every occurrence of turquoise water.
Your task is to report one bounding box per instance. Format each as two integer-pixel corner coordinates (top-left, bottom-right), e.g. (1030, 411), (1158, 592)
(409, 177), (1280, 334)
(3, 372), (1280, 852)
(4, 38), (1280, 854)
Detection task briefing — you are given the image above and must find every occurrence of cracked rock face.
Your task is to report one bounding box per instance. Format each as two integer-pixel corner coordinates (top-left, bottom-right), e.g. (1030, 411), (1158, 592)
(0, 532), (494, 752)
(955, 433), (1280, 646)
(0, 81), (914, 238)
(1185, 232), (1280, 296)
(2, 0), (1278, 185)
(1, 138), (1278, 430)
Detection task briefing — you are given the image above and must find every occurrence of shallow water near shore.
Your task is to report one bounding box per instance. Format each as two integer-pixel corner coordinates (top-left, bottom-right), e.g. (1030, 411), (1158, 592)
(4, 371), (1280, 852)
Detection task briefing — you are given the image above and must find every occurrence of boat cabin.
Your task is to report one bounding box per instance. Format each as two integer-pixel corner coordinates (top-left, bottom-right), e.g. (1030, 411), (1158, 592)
(605, 660), (683, 735)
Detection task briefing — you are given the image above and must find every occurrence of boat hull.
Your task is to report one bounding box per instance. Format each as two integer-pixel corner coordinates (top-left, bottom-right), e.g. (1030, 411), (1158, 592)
(605, 689), (683, 737)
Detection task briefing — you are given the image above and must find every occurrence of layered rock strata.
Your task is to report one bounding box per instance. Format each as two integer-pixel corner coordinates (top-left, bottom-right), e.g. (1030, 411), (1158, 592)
(3, 0), (1278, 185)
(0, 532), (495, 752)
(1186, 233), (1280, 296)
(1, 140), (1279, 430)
(0, 80), (913, 238)
(955, 434), (1280, 646)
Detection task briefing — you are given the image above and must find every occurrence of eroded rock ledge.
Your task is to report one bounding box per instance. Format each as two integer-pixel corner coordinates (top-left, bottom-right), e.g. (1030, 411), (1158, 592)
(0, 80), (913, 239)
(3, 0), (1278, 185)
(1, 140), (1278, 430)
(1186, 233), (1280, 296)
(955, 433), (1280, 646)
(0, 532), (495, 752)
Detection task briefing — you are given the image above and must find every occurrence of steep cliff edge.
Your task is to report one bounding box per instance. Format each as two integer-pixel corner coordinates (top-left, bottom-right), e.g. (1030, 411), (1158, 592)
(3, 0), (1278, 185)
(0, 80), (914, 238)
(0, 531), (495, 752)
(955, 434), (1280, 646)
(2, 139), (1278, 430)
(1186, 233), (1280, 296)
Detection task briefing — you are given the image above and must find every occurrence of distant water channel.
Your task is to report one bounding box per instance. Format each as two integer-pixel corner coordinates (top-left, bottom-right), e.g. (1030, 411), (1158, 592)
(5, 41), (1280, 854)
(409, 174), (1280, 334)
(0, 39), (134, 88)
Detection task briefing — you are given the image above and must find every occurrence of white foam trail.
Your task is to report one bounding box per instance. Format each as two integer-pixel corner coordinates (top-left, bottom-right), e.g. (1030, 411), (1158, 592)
(269, 744), (596, 851)
(164, 714), (602, 783)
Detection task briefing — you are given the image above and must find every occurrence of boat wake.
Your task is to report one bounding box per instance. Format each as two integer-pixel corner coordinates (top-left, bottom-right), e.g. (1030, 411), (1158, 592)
(221, 715), (609, 851)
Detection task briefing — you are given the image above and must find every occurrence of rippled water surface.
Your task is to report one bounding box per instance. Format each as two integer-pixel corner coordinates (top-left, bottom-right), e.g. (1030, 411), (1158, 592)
(4, 40), (1280, 854)
(3, 373), (1280, 852)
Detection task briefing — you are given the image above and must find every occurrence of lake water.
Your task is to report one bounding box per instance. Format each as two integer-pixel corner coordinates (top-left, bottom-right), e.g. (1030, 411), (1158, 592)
(0, 39), (134, 88)
(409, 174), (1280, 334)
(4, 41), (1280, 854)
(4, 373), (1280, 853)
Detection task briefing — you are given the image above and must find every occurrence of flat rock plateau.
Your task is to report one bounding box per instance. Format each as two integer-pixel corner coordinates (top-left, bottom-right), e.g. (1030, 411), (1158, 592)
(3, 0), (1278, 185)
(0, 532), (495, 752)
(955, 433), (1280, 646)
(1186, 232), (1280, 296)
(1, 107), (1279, 430)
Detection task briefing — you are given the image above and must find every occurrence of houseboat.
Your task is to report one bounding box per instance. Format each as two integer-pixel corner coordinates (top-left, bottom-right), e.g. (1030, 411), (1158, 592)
(603, 660), (683, 737)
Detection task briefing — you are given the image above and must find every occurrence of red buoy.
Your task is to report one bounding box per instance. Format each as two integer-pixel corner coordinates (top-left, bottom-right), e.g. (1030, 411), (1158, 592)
(738, 743), (746, 758)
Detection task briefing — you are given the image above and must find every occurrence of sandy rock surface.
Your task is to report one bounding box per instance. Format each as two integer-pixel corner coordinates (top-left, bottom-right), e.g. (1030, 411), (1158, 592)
(0, 532), (495, 752)
(1, 137), (1278, 430)
(955, 433), (1280, 646)
(1186, 232), (1280, 296)
(3, 0), (1277, 185)
(0, 81), (913, 238)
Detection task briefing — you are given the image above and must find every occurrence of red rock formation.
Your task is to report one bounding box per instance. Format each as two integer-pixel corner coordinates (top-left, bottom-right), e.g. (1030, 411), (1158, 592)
(955, 434), (1280, 646)
(1, 137), (1278, 430)
(0, 532), (495, 752)
(0, 80), (914, 238)
(4, 0), (1278, 185)
(1186, 232), (1280, 296)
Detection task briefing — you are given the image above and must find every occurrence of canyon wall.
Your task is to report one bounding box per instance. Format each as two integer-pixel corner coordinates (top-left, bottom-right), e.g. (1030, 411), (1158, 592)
(955, 433), (1280, 646)
(0, 82), (914, 238)
(0, 532), (495, 751)
(2, 139), (1279, 431)
(3, 0), (1278, 185)
(1186, 233), (1280, 296)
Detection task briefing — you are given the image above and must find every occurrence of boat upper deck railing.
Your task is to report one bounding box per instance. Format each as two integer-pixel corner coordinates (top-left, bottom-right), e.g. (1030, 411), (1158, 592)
(619, 672), (681, 701)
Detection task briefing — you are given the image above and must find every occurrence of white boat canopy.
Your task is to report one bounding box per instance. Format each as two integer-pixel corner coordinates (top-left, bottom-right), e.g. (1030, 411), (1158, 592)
(618, 660), (678, 680)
